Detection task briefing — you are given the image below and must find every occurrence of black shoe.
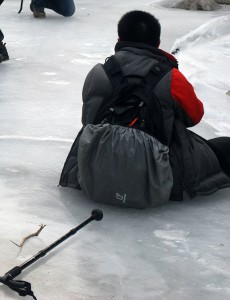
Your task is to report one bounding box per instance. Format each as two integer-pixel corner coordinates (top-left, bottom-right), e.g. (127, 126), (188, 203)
(30, 3), (46, 18)
(0, 30), (9, 63)
(0, 29), (4, 42)
(0, 42), (9, 62)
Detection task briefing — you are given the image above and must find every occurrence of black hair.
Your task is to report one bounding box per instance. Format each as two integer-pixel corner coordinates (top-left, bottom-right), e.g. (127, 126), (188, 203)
(118, 10), (161, 47)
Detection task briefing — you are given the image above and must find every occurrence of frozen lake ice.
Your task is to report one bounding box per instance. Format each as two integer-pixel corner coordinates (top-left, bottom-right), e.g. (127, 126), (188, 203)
(0, 0), (230, 299)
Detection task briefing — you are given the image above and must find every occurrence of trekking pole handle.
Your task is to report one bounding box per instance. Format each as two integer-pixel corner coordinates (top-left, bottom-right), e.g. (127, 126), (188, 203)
(0, 266), (22, 283)
(91, 209), (103, 221)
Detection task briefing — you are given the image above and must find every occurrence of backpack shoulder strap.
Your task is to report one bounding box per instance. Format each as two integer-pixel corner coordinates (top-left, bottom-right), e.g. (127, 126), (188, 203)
(144, 61), (172, 87)
(136, 61), (172, 108)
(103, 55), (127, 87)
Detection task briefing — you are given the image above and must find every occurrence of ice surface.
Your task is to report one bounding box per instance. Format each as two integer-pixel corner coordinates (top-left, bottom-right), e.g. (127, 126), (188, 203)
(0, 1), (230, 299)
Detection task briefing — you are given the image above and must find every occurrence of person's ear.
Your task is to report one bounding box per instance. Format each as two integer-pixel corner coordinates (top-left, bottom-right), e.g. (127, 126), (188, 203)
(117, 37), (120, 42)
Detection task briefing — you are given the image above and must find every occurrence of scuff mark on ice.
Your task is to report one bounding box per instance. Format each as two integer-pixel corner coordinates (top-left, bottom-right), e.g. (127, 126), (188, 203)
(0, 135), (73, 143)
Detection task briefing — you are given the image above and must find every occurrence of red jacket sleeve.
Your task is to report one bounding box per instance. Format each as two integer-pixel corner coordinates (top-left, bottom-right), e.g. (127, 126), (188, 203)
(170, 68), (204, 125)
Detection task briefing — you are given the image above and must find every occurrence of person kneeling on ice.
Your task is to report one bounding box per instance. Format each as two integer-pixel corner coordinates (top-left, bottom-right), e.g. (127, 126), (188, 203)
(30, 0), (75, 18)
(59, 10), (230, 208)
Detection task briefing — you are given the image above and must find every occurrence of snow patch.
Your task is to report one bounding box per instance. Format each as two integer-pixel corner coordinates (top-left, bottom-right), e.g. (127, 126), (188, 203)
(171, 15), (230, 136)
(44, 72), (58, 76)
(154, 230), (190, 242)
(171, 15), (230, 53)
(46, 80), (70, 85)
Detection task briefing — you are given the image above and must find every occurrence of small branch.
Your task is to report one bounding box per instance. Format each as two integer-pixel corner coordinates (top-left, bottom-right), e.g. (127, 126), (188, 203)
(10, 224), (46, 248)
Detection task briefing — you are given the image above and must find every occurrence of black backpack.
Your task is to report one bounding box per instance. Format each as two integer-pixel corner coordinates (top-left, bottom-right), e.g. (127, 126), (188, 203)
(77, 56), (174, 208)
(94, 55), (172, 145)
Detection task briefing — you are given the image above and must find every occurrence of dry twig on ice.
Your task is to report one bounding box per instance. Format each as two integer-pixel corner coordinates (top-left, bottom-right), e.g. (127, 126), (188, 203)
(10, 224), (46, 248)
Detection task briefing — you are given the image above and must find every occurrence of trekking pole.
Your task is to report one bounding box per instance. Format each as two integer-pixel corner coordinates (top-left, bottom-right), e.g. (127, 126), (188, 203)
(18, 0), (24, 13)
(0, 209), (103, 299)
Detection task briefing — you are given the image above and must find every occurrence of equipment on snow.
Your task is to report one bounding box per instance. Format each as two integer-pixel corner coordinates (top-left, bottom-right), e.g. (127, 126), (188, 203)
(77, 55), (173, 208)
(95, 55), (172, 146)
(0, 209), (103, 299)
(78, 124), (173, 208)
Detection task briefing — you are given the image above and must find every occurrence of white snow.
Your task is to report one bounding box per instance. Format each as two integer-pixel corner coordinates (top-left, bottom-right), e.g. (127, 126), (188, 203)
(171, 15), (230, 137)
(0, 1), (230, 299)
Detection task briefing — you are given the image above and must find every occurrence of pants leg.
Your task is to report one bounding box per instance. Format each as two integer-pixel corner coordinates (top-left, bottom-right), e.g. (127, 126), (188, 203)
(32, 0), (45, 8)
(207, 137), (230, 177)
(32, 0), (75, 16)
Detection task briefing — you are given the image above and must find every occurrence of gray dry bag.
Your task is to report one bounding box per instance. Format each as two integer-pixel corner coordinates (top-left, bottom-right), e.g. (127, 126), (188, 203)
(77, 123), (173, 209)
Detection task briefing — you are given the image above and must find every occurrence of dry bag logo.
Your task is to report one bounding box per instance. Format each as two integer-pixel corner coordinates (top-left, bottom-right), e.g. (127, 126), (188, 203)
(115, 192), (127, 204)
